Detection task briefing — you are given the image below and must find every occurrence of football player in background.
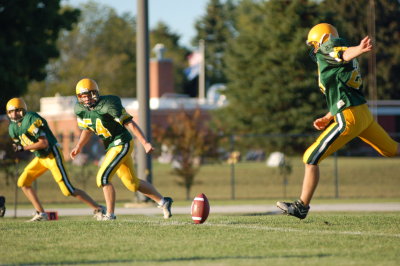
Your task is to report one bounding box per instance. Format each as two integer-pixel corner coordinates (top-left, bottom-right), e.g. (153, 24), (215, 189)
(277, 23), (400, 219)
(6, 98), (105, 222)
(70, 78), (173, 220)
(0, 196), (5, 217)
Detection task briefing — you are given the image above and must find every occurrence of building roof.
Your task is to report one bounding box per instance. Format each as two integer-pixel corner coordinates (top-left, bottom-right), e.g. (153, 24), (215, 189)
(39, 94), (227, 117)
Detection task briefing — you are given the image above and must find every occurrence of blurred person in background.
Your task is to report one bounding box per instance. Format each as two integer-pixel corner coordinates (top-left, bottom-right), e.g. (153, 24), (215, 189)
(0, 196), (5, 217)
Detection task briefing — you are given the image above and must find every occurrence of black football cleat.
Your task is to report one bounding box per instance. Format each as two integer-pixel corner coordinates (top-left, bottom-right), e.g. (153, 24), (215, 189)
(277, 199), (310, 219)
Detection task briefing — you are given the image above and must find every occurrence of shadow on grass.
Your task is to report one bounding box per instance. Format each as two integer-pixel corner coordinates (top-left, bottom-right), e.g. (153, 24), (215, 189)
(241, 211), (283, 216)
(5, 254), (332, 265)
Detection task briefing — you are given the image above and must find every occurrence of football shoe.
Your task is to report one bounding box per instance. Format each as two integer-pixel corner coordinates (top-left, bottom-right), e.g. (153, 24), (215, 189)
(277, 199), (310, 219)
(158, 197), (173, 219)
(27, 212), (49, 222)
(93, 205), (106, 221)
(102, 213), (116, 221)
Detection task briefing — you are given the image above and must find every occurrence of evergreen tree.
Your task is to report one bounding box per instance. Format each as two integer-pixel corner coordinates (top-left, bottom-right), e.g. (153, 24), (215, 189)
(319, 0), (400, 100)
(192, 0), (237, 86)
(214, 0), (323, 152)
(0, 0), (79, 113)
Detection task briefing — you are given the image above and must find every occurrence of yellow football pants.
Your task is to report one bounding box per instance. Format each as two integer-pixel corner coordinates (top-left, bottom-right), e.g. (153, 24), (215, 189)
(304, 104), (398, 165)
(17, 145), (75, 196)
(97, 140), (140, 191)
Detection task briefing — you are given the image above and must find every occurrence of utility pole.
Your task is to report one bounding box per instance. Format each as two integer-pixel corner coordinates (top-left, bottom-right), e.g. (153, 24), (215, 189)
(136, 0), (152, 199)
(368, 0), (378, 121)
(198, 39), (206, 100)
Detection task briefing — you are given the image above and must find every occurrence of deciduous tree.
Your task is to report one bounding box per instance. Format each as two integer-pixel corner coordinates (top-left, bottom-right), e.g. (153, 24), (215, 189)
(153, 109), (219, 200)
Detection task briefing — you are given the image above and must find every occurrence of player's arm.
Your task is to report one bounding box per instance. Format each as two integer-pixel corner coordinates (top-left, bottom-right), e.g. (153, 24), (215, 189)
(70, 129), (94, 160)
(124, 120), (154, 154)
(23, 136), (48, 151)
(12, 136), (48, 152)
(13, 116), (51, 152)
(342, 36), (373, 62)
(313, 112), (333, 130)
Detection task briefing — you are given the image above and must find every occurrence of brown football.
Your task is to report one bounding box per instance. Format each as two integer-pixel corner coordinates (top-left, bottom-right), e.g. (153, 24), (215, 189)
(191, 193), (210, 224)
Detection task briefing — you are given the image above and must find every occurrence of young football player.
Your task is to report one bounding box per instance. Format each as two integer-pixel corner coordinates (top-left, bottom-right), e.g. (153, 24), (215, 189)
(70, 78), (173, 220)
(277, 23), (400, 219)
(6, 98), (105, 222)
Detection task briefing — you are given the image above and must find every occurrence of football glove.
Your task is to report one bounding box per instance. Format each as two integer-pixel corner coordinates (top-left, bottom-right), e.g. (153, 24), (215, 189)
(12, 143), (24, 152)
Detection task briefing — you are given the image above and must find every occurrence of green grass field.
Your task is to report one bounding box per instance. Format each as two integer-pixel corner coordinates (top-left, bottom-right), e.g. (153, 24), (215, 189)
(1, 157), (399, 265)
(1, 212), (399, 265)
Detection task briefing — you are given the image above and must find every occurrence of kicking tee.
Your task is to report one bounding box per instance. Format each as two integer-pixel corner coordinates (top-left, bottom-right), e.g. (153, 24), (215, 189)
(316, 37), (367, 115)
(74, 95), (133, 150)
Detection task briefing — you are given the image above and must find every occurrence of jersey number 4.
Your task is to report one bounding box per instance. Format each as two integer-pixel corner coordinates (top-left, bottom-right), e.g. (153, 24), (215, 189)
(84, 118), (112, 138)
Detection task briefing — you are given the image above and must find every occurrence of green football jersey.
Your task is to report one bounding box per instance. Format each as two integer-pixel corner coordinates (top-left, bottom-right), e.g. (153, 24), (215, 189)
(74, 95), (133, 150)
(316, 37), (366, 115)
(8, 112), (58, 157)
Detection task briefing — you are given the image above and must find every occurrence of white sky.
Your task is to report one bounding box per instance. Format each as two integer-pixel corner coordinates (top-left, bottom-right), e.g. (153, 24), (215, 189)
(64, 0), (209, 49)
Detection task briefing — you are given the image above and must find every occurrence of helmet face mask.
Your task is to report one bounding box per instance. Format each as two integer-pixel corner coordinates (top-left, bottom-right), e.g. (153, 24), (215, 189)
(6, 98), (27, 122)
(307, 41), (320, 53)
(75, 78), (100, 108)
(77, 90), (99, 108)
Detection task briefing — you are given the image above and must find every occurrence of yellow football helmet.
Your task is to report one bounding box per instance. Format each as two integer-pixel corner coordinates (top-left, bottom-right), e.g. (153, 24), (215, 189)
(6, 98), (27, 122)
(306, 23), (339, 51)
(75, 78), (100, 108)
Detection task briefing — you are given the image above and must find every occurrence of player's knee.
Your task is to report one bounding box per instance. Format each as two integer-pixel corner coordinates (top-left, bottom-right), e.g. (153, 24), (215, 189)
(17, 179), (24, 188)
(123, 178), (140, 192)
(97, 179), (109, 188)
(62, 190), (72, 197)
(17, 175), (29, 188)
(69, 189), (81, 197)
(60, 186), (73, 197)
(125, 181), (139, 192)
(303, 154), (319, 165)
(97, 172), (112, 188)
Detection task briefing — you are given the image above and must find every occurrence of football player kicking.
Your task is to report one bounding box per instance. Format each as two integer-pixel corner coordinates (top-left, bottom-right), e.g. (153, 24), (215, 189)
(70, 78), (173, 221)
(6, 98), (105, 222)
(277, 23), (400, 219)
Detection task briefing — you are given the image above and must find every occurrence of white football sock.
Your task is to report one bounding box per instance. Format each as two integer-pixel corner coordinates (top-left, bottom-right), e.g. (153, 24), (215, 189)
(158, 197), (165, 206)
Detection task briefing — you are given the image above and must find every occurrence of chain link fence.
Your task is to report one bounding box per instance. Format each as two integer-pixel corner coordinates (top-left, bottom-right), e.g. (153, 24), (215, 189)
(1, 133), (400, 205)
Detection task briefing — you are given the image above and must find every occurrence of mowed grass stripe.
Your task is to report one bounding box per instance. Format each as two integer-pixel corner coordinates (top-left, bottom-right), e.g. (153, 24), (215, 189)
(119, 218), (400, 239)
(1, 213), (399, 265)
